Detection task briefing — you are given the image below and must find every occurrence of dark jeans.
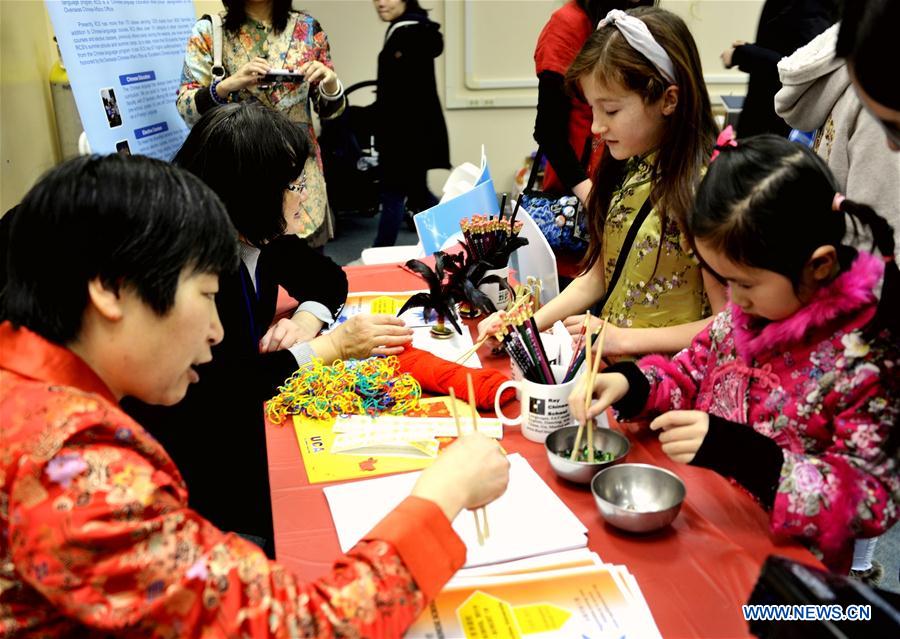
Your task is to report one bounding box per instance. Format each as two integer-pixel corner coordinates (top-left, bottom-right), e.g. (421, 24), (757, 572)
(373, 170), (439, 247)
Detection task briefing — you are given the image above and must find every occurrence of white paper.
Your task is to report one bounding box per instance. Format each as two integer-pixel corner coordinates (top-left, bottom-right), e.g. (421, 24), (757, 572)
(334, 415), (503, 440)
(324, 454), (587, 568)
(409, 323), (481, 368)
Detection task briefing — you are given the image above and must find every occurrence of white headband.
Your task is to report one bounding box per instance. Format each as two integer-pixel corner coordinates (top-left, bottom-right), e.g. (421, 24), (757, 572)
(598, 9), (677, 85)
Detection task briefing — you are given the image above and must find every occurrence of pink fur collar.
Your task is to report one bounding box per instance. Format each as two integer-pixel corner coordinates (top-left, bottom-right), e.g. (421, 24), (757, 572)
(731, 251), (883, 361)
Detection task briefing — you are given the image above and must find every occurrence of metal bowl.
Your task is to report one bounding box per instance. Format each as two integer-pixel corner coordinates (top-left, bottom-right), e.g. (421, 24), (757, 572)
(545, 423), (630, 484)
(591, 463), (686, 533)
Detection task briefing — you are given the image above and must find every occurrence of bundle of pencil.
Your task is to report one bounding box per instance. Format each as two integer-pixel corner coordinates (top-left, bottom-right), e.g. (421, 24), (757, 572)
(459, 215), (524, 262)
(495, 304), (555, 384)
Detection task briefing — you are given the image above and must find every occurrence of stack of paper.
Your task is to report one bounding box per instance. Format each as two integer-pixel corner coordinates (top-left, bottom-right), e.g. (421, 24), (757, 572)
(406, 550), (662, 639)
(324, 454), (588, 568)
(324, 453), (661, 638)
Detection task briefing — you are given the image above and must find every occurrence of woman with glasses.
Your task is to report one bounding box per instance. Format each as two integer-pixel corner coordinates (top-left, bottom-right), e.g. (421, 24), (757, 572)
(124, 103), (413, 555)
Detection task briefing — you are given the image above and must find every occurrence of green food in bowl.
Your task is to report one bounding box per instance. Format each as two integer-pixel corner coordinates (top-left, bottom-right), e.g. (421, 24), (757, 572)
(560, 447), (615, 463)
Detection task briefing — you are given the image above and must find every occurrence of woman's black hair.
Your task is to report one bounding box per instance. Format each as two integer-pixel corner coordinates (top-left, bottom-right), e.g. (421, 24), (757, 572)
(1, 154), (238, 345)
(172, 102), (311, 248)
(223, 0), (292, 33)
(837, 0), (900, 110)
(575, 0), (657, 27)
(403, 0), (428, 16)
(689, 135), (895, 282)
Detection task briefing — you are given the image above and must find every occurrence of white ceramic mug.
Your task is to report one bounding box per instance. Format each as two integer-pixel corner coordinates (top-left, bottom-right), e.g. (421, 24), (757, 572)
(478, 266), (511, 310)
(494, 364), (581, 443)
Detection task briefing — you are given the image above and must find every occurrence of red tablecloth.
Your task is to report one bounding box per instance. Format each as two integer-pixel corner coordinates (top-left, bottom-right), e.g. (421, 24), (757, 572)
(266, 263), (824, 638)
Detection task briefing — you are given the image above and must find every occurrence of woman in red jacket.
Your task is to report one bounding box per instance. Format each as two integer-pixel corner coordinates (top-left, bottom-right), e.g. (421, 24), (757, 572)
(0, 154), (509, 637)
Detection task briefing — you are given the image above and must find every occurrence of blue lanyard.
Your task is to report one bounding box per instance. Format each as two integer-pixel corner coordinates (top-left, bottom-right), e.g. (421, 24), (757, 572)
(239, 263), (260, 352)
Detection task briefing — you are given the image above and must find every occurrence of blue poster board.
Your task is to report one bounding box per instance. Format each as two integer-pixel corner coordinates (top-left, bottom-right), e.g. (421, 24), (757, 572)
(46, 0), (195, 159)
(414, 179), (500, 255)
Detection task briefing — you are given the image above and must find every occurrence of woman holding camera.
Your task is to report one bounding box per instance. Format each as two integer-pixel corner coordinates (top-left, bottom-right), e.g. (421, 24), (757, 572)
(176, 0), (343, 248)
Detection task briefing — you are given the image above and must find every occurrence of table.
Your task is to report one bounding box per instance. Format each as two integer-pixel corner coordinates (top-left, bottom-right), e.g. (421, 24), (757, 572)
(265, 263), (825, 638)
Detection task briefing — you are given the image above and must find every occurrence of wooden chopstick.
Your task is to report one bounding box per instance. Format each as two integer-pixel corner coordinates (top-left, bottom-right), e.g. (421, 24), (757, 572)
(449, 385), (486, 546)
(465, 373), (490, 540)
(570, 312), (593, 460)
(455, 334), (489, 364)
(585, 319), (608, 463)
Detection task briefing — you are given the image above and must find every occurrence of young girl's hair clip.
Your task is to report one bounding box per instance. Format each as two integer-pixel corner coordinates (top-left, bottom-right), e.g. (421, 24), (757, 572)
(832, 192), (846, 212)
(710, 125), (738, 162)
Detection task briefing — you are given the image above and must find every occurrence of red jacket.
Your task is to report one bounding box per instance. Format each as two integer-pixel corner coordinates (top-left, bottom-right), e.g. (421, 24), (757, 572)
(0, 323), (465, 637)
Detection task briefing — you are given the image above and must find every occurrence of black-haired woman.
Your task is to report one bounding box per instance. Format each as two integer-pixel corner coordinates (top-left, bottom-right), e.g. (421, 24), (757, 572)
(372, 0), (450, 247)
(124, 103), (413, 555)
(176, 0), (342, 248)
(1, 154), (510, 637)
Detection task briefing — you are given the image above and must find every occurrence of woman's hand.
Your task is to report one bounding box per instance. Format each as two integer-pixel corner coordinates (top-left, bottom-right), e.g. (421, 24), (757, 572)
(259, 312), (324, 353)
(411, 432), (510, 521)
(651, 410), (710, 464)
(330, 314), (413, 359)
(298, 60), (339, 95)
(219, 57), (270, 94)
(720, 41), (746, 69)
(568, 372), (630, 426)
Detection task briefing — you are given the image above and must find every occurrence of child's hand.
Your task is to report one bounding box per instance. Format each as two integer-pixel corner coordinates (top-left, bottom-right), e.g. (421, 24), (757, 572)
(563, 313), (602, 339)
(476, 311), (506, 349)
(650, 410), (710, 464)
(564, 316), (630, 356)
(568, 372), (630, 425)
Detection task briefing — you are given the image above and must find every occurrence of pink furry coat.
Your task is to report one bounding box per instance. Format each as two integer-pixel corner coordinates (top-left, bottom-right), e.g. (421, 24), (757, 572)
(634, 251), (899, 570)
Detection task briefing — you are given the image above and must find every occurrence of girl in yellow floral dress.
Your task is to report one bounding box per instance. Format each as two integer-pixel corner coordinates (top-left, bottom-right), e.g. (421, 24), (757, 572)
(480, 7), (726, 358)
(176, 0), (344, 247)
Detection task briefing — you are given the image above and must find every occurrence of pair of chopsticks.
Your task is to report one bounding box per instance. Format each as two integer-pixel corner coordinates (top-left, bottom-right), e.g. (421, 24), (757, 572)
(448, 374), (490, 545)
(454, 293), (534, 364)
(570, 314), (609, 462)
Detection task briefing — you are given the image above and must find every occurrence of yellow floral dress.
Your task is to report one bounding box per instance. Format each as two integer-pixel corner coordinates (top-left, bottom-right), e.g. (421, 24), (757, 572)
(176, 10), (345, 245)
(599, 154), (709, 328)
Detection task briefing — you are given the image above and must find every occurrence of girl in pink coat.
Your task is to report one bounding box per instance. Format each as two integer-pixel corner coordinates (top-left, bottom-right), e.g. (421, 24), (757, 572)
(571, 135), (899, 572)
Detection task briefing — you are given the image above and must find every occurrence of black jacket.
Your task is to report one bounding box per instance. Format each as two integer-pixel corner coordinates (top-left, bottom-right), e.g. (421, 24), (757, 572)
(732, 0), (836, 137)
(375, 11), (450, 181)
(122, 235), (347, 556)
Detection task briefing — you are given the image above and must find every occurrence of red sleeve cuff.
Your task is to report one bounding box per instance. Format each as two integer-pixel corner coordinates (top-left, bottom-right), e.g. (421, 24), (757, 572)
(363, 496), (466, 601)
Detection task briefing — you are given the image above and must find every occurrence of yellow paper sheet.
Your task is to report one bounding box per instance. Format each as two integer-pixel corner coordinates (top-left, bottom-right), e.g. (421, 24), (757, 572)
(293, 415), (436, 484)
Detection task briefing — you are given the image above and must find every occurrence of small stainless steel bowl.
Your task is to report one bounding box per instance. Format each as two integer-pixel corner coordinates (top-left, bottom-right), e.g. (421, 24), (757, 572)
(591, 463), (686, 533)
(545, 424), (630, 484)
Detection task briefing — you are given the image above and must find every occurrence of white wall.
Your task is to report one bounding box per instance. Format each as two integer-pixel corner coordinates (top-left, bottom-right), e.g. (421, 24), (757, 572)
(2, 0), (764, 210)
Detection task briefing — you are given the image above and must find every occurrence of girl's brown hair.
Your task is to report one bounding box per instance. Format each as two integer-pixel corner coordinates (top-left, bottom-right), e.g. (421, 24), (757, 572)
(566, 6), (717, 273)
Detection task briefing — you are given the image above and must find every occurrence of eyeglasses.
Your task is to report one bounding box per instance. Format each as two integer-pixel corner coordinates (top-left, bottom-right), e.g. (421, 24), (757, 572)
(286, 173), (307, 194)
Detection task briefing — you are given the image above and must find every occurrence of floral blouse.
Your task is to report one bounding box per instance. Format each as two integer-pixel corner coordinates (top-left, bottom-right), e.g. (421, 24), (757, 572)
(599, 155), (709, 329)
(631, 252), (899, 570)
(176, 10), (345, 241)
(0, 323), (465, 637)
